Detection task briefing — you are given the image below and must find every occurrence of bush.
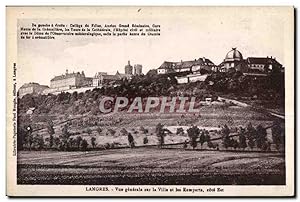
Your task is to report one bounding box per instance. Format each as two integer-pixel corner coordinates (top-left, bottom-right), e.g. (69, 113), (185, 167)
(91, 137), (96, 148)
(128, 133), (135, 148)
(143, 137), (148, 144)
(81, 139), (88, 151)
(187, 125), (200, 150)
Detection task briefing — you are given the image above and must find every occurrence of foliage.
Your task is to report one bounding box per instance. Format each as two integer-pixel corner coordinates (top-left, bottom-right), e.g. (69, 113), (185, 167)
(127, 133), (135, 148)
(187, 125), (200, 150)
(155, 123), (168, 148)
(256, 124), (267, 149)
(81, 139), (88, 151)
(143, 137), (148, 144)
(176, 127), (184, 136)
(91, 137), (96, 148)
(272, 120), (284, 150)
(238, 128), (247, 150)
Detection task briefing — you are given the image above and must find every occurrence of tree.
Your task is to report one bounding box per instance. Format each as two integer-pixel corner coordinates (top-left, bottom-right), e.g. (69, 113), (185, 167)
(81, 139), (88, 151)
(272, 120), (283, 150)
(86, 128), (92, 135)
(143, 137), (148, 144)
(221, 124), (230, 137)
(205, 133), (211, 143)
(108, 128), (116, 136)
(61, 124), (70, 150)
(246, 122), (256, 150)
(47, 121), (55, 148)
(76, 136), (83, 149)
(199, 131), (206, 149)
(34, 135), (44, 150)
(54, 137), (61, 149)
(187, 125), (200, 150)
(96, 127), (102, 135)
(68, 137), (76, 149)
(223, 135), (231, 150)
(256, 125), (267, 150)
(25, 125), (33, 150)
(238, 128), (247, 150)
(120, 128), (128, 136)
(232, 139), (239, 150)
(248, 138), (255, 150)
(207, 141), (217, 149)
(17, 126), (26, 150)
(91, 137), (96, 148)
(246, 123), (256, 140)
(155, 123), (167, 148)
(183, 140), (188, 149)
(140, 126), (148, 134)
(221, 124), (231, 150)
(128, 133), (135, 148)
(176, 127), (184, 136)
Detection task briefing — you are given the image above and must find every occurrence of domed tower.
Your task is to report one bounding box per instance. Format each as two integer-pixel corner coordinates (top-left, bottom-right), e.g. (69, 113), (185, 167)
(221, 48), (247, 72)
(225, 48), (243, 62)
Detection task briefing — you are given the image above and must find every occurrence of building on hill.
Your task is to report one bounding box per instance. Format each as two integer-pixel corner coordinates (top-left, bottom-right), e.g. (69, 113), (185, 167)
(92, 72), (119, 87)
(92, 72), (107, 87)
(157, 57), (215, 74)
(115, 71), (132, 80)
(218, 48), (248, 72)
(49, 69), (90, 92)
(18, 82), (49, 97)
(134, 64), (143, 75)
(125, 60), (133, 75)
(246, 56), (283, 73)
(217, 48), (283, 73)
(157, 61), (176, 74)
(92, 71), (132, 87)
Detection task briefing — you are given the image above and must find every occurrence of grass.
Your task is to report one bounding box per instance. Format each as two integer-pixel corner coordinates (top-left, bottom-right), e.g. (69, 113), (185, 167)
(17, 147), (285, 185)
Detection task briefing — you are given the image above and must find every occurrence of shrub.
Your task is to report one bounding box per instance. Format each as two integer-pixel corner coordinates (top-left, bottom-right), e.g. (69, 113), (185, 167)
(143, 137), (148, 144)
(81, 139), (88, 151)
(187, 125), (200, 150)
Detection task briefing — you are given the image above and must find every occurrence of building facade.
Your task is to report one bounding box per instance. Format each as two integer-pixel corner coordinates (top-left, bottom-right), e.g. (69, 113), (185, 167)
(218, 48), (283, 73)
(246, 57), (283, 73)
(50, 70), (87, 91)
(92, 72), (119, 87)
(157, 57), (215, 74)
(125, 61), (133, 75)
(218, 48), (248, 72)
(134, 64), (143, 75)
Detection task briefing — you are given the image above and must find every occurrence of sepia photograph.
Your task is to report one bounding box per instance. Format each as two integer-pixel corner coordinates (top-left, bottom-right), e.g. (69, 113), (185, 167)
(6, 6), (294, 197)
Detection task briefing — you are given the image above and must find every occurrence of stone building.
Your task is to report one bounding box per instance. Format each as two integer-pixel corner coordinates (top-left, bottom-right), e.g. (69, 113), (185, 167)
(125, 61), (133, 75)
(92, 72), (118, 87)
(218, 48), (283, 73)
(50, 70), (87, 91)
(246, 56), (283, 73)
(218, 48), (248, 72)
(92, 71), (132, 87)
(157, 57), (215, 74)
(18, 82), (49, 97)
(134, 64), (143, 75)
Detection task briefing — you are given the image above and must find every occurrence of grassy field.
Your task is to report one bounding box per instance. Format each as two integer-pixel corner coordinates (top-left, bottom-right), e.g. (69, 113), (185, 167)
(17, 148), (285, 185)
(28, 103), (276, 149)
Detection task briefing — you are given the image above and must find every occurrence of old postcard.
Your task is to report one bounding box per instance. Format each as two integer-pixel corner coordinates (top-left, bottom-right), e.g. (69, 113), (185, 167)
(6, 6), (294, 197)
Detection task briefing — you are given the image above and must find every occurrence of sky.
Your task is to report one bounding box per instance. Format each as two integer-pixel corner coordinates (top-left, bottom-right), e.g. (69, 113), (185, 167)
(17, 7), (290, 87)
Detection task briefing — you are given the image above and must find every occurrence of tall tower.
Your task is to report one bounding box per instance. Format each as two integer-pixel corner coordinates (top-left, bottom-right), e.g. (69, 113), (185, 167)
(134, 64), (143, 75)
(125, 60), (133, 75)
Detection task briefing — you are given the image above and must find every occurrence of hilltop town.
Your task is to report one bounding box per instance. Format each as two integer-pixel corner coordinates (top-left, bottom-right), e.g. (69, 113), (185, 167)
(18, 47), (284, 98)
(16, 47), (286, 185)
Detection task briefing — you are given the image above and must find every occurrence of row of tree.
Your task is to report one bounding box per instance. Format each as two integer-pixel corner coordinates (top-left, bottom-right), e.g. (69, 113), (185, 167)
(18, 119), (284, 152)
